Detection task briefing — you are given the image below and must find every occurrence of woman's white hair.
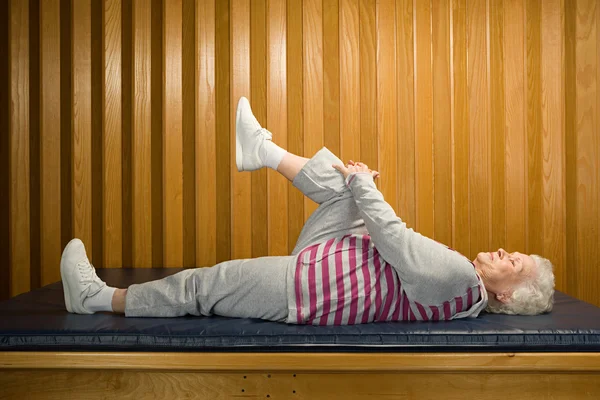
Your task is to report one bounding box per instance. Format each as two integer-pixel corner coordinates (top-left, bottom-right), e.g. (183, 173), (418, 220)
(486, 255), (555, 315)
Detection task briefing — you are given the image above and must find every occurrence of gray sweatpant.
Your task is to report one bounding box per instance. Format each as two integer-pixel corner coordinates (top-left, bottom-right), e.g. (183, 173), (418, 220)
(125, 147), (368, 321)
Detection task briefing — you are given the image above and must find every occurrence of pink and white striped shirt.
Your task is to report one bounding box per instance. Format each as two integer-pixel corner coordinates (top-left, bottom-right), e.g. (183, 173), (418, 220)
(287, 234), (483, 325)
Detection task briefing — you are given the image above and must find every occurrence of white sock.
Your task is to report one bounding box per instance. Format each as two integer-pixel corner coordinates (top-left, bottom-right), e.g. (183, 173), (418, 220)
(261, 140), (287, 170)
(84, 286), (117, 313)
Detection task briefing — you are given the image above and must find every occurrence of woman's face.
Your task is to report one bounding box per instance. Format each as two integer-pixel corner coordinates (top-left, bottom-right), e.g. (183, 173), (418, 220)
(473, 249), (537, 303)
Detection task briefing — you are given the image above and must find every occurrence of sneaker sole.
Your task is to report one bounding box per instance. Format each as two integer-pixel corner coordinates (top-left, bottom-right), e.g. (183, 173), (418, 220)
(60, 255), (73, 313)
(60, 238), (82, 314)
(235, 99), (244, 171)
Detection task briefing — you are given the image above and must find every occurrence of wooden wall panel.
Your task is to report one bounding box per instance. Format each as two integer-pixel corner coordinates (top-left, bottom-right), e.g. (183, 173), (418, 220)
(541, 0), (566, 292)
(286, 0), (304, 252)
(196, 0), (217, 266)
(267, 0), (289, 256)
(396, 0), (416, 230)
(40, 0), (61, 285)
(432, 0), (452, 245)
(163, 0), (183, 266)
(489, 0), (506, 251)
(467, 0), (491, 258)
(340, 0), (360, 163)
(4, 0), (600, 308)
(451, 0), (470, 257)
(104, 0), (122, 268)
(231, 0), (252, 259)
(303, 0), (323, 220)
(250, 0), (268, 259)
(215, 0), (231, 262)
(182, 0), (196, 267)
(10, 0), (30, 296)
(1, 0), (10, 301)
(323, 0), (340, 157)
(72, 0), (93, 262)
(564, 0), (578, 299)
(133, 0), (152, 267)
(503, 0), (526, 253)
(359, 0), (376, 173)
(575, 0), (598, 304)
(376, 0), (398, 214)
(414, 0), (433, 237)
(526, 0), (543, 256)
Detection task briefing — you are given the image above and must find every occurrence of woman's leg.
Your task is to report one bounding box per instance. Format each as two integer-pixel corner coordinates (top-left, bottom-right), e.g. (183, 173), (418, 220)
(62, 238), (292, 321)
(277, 152), (309, 182)
(124, 256), (293, 320)
(112, 289), (127, 313)
(236, 97), (368, 252)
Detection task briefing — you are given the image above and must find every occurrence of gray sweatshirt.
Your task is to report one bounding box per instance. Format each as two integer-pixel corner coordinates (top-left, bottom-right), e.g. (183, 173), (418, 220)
(286, 171), (488, 325)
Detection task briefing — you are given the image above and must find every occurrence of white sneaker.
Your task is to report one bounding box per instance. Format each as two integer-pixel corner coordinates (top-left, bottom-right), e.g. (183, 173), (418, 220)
(236, 96), (273, 171)
(60, 238), (106, 314)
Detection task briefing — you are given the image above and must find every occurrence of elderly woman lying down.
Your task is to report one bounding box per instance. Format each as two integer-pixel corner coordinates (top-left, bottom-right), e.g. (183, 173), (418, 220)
(61, 97), (555, 324)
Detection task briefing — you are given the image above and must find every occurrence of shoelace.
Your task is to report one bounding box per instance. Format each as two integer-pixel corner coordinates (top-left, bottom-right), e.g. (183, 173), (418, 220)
(77, 260), (101, 285)
(257, 127), (272, 140)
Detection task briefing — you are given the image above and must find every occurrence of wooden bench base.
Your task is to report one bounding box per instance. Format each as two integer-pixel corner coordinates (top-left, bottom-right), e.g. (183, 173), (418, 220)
(2, 352), (600, 399)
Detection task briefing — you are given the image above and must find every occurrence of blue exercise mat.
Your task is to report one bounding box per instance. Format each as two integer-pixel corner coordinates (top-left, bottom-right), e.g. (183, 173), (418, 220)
(1, 268), (600, 352)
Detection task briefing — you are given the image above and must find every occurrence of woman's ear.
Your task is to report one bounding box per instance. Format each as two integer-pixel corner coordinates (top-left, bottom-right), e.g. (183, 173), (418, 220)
(495, 290), (514, 304)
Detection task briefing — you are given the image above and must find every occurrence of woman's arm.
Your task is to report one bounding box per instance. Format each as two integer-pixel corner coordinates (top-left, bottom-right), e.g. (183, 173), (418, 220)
(333, 162), (477, 304)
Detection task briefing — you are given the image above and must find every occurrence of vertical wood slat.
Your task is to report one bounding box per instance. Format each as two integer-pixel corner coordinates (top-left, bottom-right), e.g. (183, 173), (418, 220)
(303, 0), (323, 220)
(215, 0), (231, 262)
(323, 0), (340, 157)
(287, 0), (304, 252)
(10, 0), (31, 295)
(91, 0), (104, 269)
(72, 0), (93, 261)
(564, 0), (578, 298)
(182, 0), (196, 266)
(150, 0), (164, 267)
(196, 0), (217, 266)
(503, 0), (526, 253)
(432, 0), (452, 245)
(340, 0), (360, 163)
(575, 0), (598, 304)
(267, 0), (289, 256)
(231, 0), (252, 259)
(40, 0), (62, 284)
(376, 0), (398, 213)
(121, 0), (133, 268)
(163, 0), (184, 266)
(396, 0), (416, 230)
(360, 0), (377, 173)
(1, 0), (10, 300)
(526, 0), (543, 256)
(60, 0), (73, 253)
(598, 0), (600, 304)
(414, 0), (433, 237)
(133, 0), (152, 267)
(104, 0), (122, 268)
(489, 0), (505, 251)
(541, 0), (566, 290)
(467, 0), (490, 257)
(250, 0), (268, 258)
(451, 0), (470, 257)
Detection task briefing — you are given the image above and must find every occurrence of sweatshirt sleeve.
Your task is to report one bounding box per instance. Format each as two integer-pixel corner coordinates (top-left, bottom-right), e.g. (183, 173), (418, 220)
(345, 172), (479, 305)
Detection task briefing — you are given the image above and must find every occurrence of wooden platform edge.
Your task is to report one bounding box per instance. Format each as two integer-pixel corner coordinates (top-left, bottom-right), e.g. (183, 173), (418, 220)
(2, 351), (600, 372)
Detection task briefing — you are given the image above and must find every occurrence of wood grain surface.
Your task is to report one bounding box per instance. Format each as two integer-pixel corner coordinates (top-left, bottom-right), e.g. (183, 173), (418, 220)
(133, 0), (152, 267)
(10, 0), (31, 296)
(72, 0), (93, 262)
(40, 0), (61, 285)
(3, 0), (600, 308)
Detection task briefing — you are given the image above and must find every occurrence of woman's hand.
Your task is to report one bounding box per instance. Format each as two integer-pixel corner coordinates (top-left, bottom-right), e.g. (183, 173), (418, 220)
(332, 160), (380, 180)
